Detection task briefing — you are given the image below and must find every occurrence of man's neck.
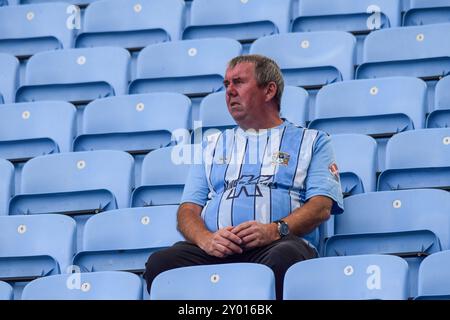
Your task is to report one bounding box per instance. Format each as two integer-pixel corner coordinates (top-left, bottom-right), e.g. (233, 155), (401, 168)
(239, 116), (284, 131)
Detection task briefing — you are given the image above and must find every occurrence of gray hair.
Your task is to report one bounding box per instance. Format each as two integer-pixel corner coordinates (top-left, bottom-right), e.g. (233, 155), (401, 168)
(228, 54), (284, 110)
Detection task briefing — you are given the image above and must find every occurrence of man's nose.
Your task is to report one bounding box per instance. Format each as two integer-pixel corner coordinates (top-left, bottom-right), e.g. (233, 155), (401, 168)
(226, 83), (237, 96)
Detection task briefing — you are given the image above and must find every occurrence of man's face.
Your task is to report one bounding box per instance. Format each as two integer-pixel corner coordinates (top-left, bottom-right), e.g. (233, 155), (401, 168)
(223, 62), (267, 127)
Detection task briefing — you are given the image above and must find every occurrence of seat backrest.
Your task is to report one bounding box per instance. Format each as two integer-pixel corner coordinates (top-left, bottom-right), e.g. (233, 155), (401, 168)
(0, 159), (14, 215)
(22, 271), (142, 300)
(0, 53), (19, 104)
(417, 250), (450, 298)
(404, 0), (450, 26)
(0, 3), (75, 57)
(0, 281), (13, 300)
(283, 254), (409, 300)
(20, 150), (134, 208)
(434, 75), (450, 110)
(150, 263), (275, 300)
(0, 214), (76, 273)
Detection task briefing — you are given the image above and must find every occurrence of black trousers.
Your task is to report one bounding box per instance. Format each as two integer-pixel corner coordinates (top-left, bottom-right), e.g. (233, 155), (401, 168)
(144, 235), (317, 300)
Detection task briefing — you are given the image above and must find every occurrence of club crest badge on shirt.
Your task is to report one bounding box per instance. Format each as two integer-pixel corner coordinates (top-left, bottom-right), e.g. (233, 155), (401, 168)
(329, 162), (340, 182)
(272, 152), (290, 166)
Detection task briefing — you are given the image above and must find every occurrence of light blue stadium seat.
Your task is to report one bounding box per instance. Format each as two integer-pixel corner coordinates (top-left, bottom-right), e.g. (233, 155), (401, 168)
(0, 101), (76, 163)
(0, 3), (75, 58)
(292, 0), (401, 64)
(427, 75), (450, 128)
(0, 281), (13, 300)
(357, 23), (450, 113)
(378, 128), (450, 191)
(16, 47), (130, 105)
(325, 189), (450, 297)
(150, 263), (276, 300)
(19, 0), (95, 6)
(416, 250), (450, 299)
(0, 159), (14, 215)
(183, 0), (291, 51)
(0, 53), (19, 104)
(284, 254), (409, 300)
(404, 0), (450, 26)
(22, 271), (142, 300)
(132, 146), (192, 207)
(0, 214), (76, 282)
(76, 0), (185, 50)
(73, 206), (184, 274)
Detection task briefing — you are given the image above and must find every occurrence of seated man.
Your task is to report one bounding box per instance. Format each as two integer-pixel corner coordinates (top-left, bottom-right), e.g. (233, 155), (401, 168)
(144, 54), (344, 300)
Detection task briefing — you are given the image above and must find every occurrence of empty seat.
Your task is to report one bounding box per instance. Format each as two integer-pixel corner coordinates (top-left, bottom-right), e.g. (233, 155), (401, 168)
(0, 53), (19, 104)
(19, 0), (95, 6)
(132, 146), (191, 207)
(22, 271), (142, 300)
(284, 254), (409, 300)
(73, 206), (184, 273)
(0, 101), (76, 163)
(0, 281), (13, 300)
(76, 0), (185, 50)
(416, 250), (450, 299)
(183, 0), (291, 48)
(325, 189), (450, 296)
(427, 75), (450, 128)
(378, 128), (450, 191)
(0, 159), (14, 215)
(0, 214), (76, 282)
(404, 0), (450, 26)
(150, 263), (275, 300)
(292, 0), (401, 63)
(16, 47), (130, 105)
(0, 3), (76, 59)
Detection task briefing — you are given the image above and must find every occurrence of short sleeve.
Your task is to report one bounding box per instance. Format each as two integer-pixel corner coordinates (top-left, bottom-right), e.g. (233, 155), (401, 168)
(304, 131), (344, 214)
(180, 162), (210, 207)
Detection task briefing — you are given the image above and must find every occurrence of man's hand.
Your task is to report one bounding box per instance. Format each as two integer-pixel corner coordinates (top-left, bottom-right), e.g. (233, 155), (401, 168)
(231, 221), (279, 250)
(199, 226), (244, 258)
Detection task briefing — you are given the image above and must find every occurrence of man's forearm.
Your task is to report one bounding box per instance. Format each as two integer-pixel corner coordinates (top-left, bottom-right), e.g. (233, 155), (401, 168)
(177, 203), (212, 247)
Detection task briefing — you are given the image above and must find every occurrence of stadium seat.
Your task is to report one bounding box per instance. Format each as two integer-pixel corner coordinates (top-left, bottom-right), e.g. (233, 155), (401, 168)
(73, 206), (184, 273)
(291, 0), (401, 64)
(416, 250), (450, 299)
(0, 159), (14, 215)
(404, 0), (450, 26)
(357, 23), (450, 113)
(76, 0), (185, 50)
(325, 189), (450, 296)
(22, 271), (142, 300)
(0, 3), (76, 59)
(427, 75), (450, 128)
(0, 53), (19, 104)
(150, 263), (276, 300)
(378, 128), (450, 191)
(16, 47), (130, 105)
(0, 214), (76, 282)
(132, 146), (191, 207)
(183, 0), (291, 52)
(284, 254), (409, 300)
(0, 281), (13, 300)
(0, 101), (76, 163)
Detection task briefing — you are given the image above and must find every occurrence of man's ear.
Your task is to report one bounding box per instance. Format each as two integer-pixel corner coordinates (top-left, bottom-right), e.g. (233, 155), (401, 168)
(265, 82), (277, 102)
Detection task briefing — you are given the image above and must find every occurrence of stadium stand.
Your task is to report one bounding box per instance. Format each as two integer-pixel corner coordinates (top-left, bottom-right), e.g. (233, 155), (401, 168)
(0, 53), (19, 104)
(0, 159), (14, 215)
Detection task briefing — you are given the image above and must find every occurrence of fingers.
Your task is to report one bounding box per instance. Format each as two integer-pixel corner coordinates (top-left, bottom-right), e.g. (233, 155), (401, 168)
(231, 221), (253, 235)
(220, 228), (243, 247)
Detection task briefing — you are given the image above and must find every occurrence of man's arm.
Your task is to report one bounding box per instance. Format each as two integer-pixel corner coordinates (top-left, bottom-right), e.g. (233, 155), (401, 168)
(177, 202), (243, 258)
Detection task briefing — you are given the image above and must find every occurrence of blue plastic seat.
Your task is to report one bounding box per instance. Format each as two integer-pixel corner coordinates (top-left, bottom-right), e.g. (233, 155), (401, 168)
(416, 250), (450, 299)
(16, 47), (130, 105)
(250, 32), (355, 90)
(292, 0), (401, 64)
(0, 3), (75, 58)
(378, 128), (450, 191)
(284, 254), (409, 300)
(427, 75), (450, 128)
(0, 281), (13, 300)
(0, 214), (76, 282)
(183, 0), (291, 47)
(22, 271), (142, 300)
(0, 101), (76, 164)
(150, 263), (275, 300)
(132, 146), (192, 207)
(0, 53), (19, 104)
(404, 0), (450, 26)
(73, 206), (184, 273)
(19, 0), (95, 6)
(0, 159), (14, 215)
(76, 0), (185, 50)
(325, 189), (450, 297)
